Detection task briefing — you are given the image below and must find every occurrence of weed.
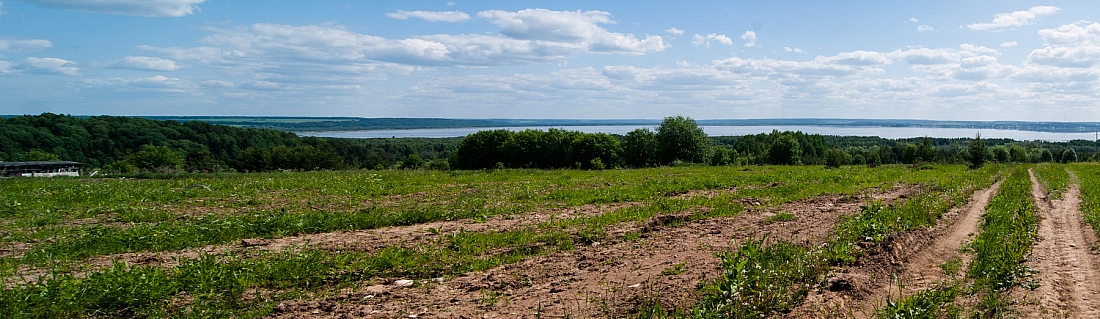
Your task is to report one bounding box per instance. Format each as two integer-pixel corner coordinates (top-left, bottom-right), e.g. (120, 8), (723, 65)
(762, 211), (796, 224)
(661, 262), (686, 276)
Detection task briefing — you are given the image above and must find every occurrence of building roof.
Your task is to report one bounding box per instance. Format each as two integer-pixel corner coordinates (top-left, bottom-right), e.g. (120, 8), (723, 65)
(0, 161), (84, 168)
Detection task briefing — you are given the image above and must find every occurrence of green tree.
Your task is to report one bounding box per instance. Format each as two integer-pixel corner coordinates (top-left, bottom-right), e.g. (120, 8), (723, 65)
(400, 153), (426, 169)
(622, 128), (658, 167)
(709, 146), (734, 166)
(991, 146), (1010, 163)
(1062, 148), (1078, 163)
(1009, 145), (1028, 163)
(656, 116), (711, 164)
(451, 129), (513, 169)
(768, 134), (802, 165)
(124, 145), (185, 171)
(968, 133), (986, 169)
(823, 148), (848, 168)
(15, 150), (61, 161)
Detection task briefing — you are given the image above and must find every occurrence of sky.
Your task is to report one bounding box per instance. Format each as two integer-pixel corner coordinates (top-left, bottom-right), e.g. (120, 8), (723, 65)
(2, 1), (1100, 120)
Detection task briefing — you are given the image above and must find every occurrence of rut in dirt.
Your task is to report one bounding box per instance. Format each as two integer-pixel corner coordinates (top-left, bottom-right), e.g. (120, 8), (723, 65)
(1018, 169), (1100, 318)
(783, 179), (1003, 319)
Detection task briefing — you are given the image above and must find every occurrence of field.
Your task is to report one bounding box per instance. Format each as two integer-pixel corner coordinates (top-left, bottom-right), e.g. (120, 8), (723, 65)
(5, 163), (1100, 318)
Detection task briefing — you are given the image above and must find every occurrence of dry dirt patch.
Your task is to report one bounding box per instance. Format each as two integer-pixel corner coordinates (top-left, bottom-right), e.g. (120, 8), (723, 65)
(266, 186), (916, 319)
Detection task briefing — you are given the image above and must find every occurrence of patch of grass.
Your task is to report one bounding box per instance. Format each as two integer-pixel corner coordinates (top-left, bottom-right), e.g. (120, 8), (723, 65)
(661, 262), (687, 276)
(763, 211), (796, 224)
(966, 168), (1038, 317)
(1033, 163), (1071, 200)
(878, 283), (962, 319)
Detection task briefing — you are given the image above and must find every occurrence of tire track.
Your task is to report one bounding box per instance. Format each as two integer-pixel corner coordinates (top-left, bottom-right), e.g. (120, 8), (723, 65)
(1019, 169), (1100, 318)
(784, 179), (1003, 319)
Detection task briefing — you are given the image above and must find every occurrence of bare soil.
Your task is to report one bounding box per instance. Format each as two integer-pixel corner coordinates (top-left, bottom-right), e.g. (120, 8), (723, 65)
(265, 186), (917, 319)
(783, 180), (1004, 319)
(1014, 170), (1100, 318)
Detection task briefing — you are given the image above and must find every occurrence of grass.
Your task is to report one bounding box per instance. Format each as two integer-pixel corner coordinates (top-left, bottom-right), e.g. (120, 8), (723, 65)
(1069, 164), (1100, 240)
(877, 167), (1039, 318)
(0, 164), (1007, 317)
(639, 164), (1004, 318)
(1033, 163), (1071, 199)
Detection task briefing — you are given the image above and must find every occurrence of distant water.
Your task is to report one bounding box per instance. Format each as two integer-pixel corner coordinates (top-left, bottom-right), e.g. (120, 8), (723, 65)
(301, 125), (1100, 142)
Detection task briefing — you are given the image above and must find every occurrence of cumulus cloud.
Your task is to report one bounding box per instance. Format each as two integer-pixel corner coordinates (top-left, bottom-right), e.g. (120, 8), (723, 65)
(1001, 41), (1018, 47)
(784, 47), (806, 54)
(965, 6), (1059, 31)
(740, 31), (756, 47)
(151, 9), (665, 72)
(917, 25), (934, 32)
(15, 0), (205, 17)
(0, 60), (13, 74)
(1028, 23), (1100, 68)
(0, 38), (53, 54)
(478, 9), (665, 54)
(908, 18), (919, 23)
(666, 27), (684, 37)
(22, 57), (78, 75)
(691, 33), (732, 48)
(386, 10), (470, 22)
(108, 56), (179, 71)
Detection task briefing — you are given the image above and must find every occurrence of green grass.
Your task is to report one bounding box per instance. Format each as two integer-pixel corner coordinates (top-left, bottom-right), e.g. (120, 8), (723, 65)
(0, 164), (1007, 318)
(1069, 164), (1100, 241)
(641, 165), (1004, 318)
(1033, 163), (1071, 199)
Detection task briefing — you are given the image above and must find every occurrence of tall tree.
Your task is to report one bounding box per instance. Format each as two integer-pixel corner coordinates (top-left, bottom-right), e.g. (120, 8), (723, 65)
(656, 116), (711, 164)
(968, 133), (986, 169)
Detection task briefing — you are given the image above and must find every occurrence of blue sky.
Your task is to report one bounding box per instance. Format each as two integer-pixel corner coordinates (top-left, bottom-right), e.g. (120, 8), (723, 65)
(2, 1), (1099, 120)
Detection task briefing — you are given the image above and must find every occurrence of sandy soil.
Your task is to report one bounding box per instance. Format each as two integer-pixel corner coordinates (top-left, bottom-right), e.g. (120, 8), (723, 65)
(265, 186), (917, 319)
(1014, 170), (1100, 318)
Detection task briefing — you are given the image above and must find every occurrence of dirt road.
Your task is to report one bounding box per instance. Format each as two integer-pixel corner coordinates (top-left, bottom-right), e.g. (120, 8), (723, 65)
(1018, 169), (1100, 318)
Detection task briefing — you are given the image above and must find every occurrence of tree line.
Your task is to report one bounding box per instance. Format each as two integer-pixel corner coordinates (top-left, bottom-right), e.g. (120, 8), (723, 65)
(2, 113), (1098, 173)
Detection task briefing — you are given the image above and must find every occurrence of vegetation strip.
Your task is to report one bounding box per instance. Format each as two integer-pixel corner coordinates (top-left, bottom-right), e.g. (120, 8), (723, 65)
(965, 168), (1038, 317)
(638, 165), (1001, 318)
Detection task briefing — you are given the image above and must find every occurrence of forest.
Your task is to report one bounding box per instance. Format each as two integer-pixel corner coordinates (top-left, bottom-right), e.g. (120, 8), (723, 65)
(0, 113), (1097, 173)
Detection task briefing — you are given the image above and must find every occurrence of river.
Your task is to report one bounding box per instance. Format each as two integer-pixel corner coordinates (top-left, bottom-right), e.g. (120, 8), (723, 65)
(300, 125), (1100, 142)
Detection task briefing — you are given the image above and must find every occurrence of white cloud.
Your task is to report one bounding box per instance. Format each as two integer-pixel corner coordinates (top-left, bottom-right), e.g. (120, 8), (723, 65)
(666, 27), (684, 37)
(0, 60), (13, 74)
(784, 47), (806, 54)
(199, 80), (235, 88)
(821, 50), (891, 66)
(1038, 22), (1100, 46)
(108, 56), (179, 71)
(917, 25), (934, 32)
(386, 10), (470, 22)
(965, 6), (1059, 31)
(22, 57), (79, 75)
(82, 75), (195, 92)
(888, 44), (1000, 65)
(1001, 41), (1018, 47)
(1028, 23), (1100, 68)
(908, 18), (919, 23)
(0, 1), (6, 16)
(1010, 65), (1099, 83)
(478, 9), (665, 54)
(0, 38), (53, 54)
(16, 0), (205, 17)
(741, 30), (756, 47)
(691, 33), (732, 48)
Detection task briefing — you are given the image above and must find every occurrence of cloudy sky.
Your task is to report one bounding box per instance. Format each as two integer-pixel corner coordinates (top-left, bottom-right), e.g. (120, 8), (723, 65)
(2, 1), (1100, 120)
